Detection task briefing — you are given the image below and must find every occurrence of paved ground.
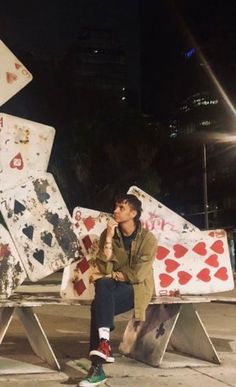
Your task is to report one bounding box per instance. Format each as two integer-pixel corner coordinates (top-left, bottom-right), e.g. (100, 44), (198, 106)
(0, 273), (236, 386)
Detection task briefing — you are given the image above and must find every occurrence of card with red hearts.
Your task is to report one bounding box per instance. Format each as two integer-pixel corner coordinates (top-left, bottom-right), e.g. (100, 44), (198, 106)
(61, 207), (110, 300)
(153, 229), (234, 295)
(0, 113), (55, 190)
(0, 224), (26, 297)
(0, 40), (33, 106)
(0, 172), (81, 281)
(127, 186), (198, 241)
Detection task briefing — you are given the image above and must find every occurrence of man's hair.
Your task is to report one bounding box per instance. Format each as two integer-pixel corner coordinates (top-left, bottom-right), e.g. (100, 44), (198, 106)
(115, 194), (142, 224)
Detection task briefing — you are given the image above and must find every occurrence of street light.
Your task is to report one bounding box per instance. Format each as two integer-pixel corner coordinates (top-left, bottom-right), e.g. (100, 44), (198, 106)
(201, 132), (236, 230)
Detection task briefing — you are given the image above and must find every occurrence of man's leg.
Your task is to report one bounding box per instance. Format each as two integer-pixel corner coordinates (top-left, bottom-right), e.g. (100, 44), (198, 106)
(89, 277), (134, 352)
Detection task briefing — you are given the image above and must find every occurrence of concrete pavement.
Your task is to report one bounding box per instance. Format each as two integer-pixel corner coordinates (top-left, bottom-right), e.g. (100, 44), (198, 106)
(0, 273), (236, 386)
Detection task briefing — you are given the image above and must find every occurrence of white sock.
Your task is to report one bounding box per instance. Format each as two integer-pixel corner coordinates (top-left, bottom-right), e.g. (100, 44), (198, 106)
(98, 327), (110, 341)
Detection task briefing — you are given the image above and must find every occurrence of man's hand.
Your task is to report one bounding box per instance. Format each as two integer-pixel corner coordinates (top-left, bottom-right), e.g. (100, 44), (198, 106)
(113, 271), (126, 282)
(106, 218), (118, 240)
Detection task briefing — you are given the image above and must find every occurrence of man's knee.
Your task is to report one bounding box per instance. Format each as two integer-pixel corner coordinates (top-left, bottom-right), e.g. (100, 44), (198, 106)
(95, 277), (114, 294)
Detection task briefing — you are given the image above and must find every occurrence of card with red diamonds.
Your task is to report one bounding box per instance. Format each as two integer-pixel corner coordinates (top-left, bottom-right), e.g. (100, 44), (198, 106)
(61, 207), (110, 300)
(0, 172), (81, 281)
(0, 224), (26, 297)
(153, 229), (234, 295)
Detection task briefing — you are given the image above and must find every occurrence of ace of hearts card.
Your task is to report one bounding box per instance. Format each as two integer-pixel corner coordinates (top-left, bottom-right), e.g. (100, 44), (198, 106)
(61, 207), (110, 300)
(0, 172), (81, 281)
(154, 229), (234, 295)
(0, 113), (55, 190)
(128, 186), (198, 241)
(0, 223), (26, 298)
(0, 40), (33, 106)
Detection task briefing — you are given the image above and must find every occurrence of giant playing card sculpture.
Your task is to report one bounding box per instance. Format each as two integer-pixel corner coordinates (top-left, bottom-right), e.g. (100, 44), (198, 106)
(128, 186), (234, 295)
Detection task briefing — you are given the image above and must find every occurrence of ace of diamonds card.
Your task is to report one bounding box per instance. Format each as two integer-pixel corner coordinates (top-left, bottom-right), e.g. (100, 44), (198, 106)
(0, 113), (55, 190)
(0, 172), (81, 281)
(154, 229), (234, 295)
(0, 40), (33, 106)
(61, 207), (110, 300)
(0, 224), (26, 297)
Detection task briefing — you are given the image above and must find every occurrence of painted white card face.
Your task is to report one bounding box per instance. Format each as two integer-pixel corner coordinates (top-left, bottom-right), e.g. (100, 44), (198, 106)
(61, 207), (110, 300)
(153, 229), (234, 295)
(128, 186), (198, 241)
(0, 113), (55, 190)
(0, 172), (81, 281)
(0, 224), (26, 297)
(0, 40), (33, 106)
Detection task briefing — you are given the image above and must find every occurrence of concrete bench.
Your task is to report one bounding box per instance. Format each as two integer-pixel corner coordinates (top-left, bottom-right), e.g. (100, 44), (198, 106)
(0, 292), (228, 372)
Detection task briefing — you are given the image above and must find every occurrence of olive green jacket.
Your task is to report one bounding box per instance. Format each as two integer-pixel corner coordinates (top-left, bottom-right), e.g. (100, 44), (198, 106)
(96, 224), (157, 321)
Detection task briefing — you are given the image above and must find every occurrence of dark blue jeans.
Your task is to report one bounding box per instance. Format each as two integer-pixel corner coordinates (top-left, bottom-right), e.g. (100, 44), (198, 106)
(89, 277), (134, 351)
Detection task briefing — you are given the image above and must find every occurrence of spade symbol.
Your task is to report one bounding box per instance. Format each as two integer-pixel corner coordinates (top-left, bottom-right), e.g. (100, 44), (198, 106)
(14, 200), (26, 215)
(38, 191), (50, 204)
(48, 213), (59, 226)
(22, 224), (34, 240)
(41, 232), (53, 247)
(33, 249), (45, 265)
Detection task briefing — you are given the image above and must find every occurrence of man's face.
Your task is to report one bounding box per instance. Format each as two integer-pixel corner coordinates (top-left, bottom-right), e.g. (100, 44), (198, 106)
(113, 200), (137, 224)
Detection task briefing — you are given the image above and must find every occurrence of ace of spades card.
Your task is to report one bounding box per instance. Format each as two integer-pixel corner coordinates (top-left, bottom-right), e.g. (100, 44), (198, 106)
(0, 224), (26, 298)
(0, 40), (33, 106)
(0, 113), (55, 190)
(0, 172), (81, 281)
(154, 229), (234, 295)
(61, 207), (110, 300)
(128, 186), (198, 241)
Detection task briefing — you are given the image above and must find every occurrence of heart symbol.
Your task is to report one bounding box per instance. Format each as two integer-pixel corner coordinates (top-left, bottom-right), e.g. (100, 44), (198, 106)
(10, 152), (24, 170)
(197, 268), (211, 282)
(22, 224), (34, 240)
(15, 63), (21, 70)
(214, 267), (228, 281)
(205, 254), (219, 267)
(177, 271), (192, 285)
(156, 246), (170, 260)
(159, 273), (174, 287)
(33, 249), (45, 265)
(173, 244), (188, 258)
(165, 259), (180, 273)
(208, 231), (215, 237)
(192, 242), (207, 256)
(210, 240), (224, 254)
(6, 72), (17, 84)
